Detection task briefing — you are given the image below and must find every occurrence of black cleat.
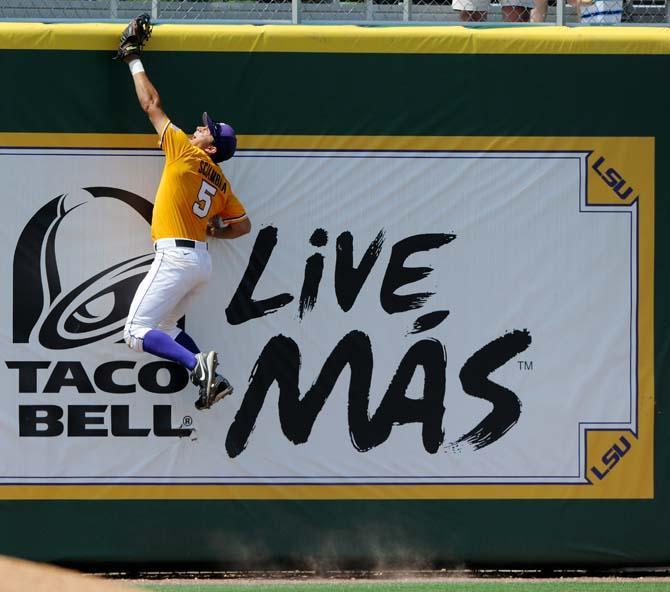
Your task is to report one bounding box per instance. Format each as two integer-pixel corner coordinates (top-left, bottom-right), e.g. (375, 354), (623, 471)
(191, 351), (218, 410)
(195, 373), (233, 410)
(210, 374), (234, 405)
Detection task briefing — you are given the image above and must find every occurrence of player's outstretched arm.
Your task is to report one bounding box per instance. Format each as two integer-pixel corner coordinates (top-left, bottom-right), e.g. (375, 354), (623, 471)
(124, 58), (169, 135)
(113, 14), (167, 135)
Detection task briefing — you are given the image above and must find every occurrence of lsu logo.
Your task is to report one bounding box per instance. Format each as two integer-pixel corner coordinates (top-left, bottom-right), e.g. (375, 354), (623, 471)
(12, 187), (155, 350)
(591, 155), (638, 202)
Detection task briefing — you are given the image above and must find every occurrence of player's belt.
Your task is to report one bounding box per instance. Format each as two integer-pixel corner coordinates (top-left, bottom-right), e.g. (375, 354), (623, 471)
(154, 238), (208, 251)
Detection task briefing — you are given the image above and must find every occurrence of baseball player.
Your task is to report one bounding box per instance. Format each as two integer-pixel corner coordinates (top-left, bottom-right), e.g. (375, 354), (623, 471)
(114, 15), (251, 410)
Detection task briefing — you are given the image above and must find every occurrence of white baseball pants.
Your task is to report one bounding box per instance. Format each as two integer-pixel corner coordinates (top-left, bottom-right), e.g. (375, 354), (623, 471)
(124, 239), (212, 352)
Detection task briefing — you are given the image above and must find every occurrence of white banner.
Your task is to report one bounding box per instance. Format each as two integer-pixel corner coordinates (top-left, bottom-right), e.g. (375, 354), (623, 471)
(0, 146), (639, 488)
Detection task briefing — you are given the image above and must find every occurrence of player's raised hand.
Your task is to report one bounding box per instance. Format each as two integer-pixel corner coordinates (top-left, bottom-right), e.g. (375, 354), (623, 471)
(113, 14), (153, 62)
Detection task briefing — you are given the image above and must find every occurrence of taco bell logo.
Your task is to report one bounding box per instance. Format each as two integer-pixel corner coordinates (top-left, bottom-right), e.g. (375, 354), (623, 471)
(12, 187), (154, 350)
(8, 186), (192, 438)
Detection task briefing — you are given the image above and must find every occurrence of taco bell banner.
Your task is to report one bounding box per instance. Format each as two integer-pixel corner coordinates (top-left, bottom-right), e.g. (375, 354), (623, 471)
(0, 139), (653, 499)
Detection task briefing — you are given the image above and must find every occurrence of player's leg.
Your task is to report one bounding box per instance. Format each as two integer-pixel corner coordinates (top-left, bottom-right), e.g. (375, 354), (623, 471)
(154, 248), (225, 409)
(176, 331), (200, 354)
(156, 281), (214, 393)
(156, 276), (208, 352)
(124, 250), (199, 371)
(142, 329), (197, 368)
(154, 325), (217, 405)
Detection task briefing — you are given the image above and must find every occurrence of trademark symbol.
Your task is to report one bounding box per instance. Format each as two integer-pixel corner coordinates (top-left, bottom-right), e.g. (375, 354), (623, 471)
(182, 415), (193, 427)
(517, 360), (533, 371)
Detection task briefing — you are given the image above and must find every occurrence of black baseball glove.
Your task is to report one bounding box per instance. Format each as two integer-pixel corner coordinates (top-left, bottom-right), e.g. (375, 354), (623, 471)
(112, 14), (153, 61)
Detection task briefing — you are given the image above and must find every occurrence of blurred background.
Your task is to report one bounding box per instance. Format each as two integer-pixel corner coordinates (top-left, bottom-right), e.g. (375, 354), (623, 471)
(0, 0), (666, 28)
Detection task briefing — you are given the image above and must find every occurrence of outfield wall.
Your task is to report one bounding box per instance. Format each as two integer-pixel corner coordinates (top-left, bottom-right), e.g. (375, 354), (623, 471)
(0, 23), (668, 566)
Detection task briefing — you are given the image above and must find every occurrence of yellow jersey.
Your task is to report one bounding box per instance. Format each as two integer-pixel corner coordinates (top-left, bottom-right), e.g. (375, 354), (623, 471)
(151, 121), (247, 242)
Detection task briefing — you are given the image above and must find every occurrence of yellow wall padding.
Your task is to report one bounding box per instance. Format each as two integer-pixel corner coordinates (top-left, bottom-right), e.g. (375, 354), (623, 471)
(0, 22), (669, 55)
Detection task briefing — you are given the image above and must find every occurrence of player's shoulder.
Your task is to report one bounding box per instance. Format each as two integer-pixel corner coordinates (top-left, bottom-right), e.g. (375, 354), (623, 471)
(166, 122), (188, 138)
(160, 121), (190, 150)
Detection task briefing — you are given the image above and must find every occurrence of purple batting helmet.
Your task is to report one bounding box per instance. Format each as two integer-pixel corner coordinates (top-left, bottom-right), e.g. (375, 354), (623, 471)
(203, 112), (237, 163)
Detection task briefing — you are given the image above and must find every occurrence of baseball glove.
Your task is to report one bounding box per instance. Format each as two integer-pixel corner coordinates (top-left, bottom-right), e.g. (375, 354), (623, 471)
(112, 14), (153, 61)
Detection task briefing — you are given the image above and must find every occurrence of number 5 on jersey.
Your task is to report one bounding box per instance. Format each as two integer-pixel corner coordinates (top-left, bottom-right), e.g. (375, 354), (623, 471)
(193, 180), (216, 218)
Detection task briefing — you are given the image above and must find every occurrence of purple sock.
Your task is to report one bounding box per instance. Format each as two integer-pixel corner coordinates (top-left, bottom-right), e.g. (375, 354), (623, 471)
(142, 329), (197, 370)
(175, 331), (200, 355)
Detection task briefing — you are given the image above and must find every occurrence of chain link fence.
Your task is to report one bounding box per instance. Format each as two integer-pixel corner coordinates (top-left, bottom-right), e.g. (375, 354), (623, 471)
(0, 0), (667, 25)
